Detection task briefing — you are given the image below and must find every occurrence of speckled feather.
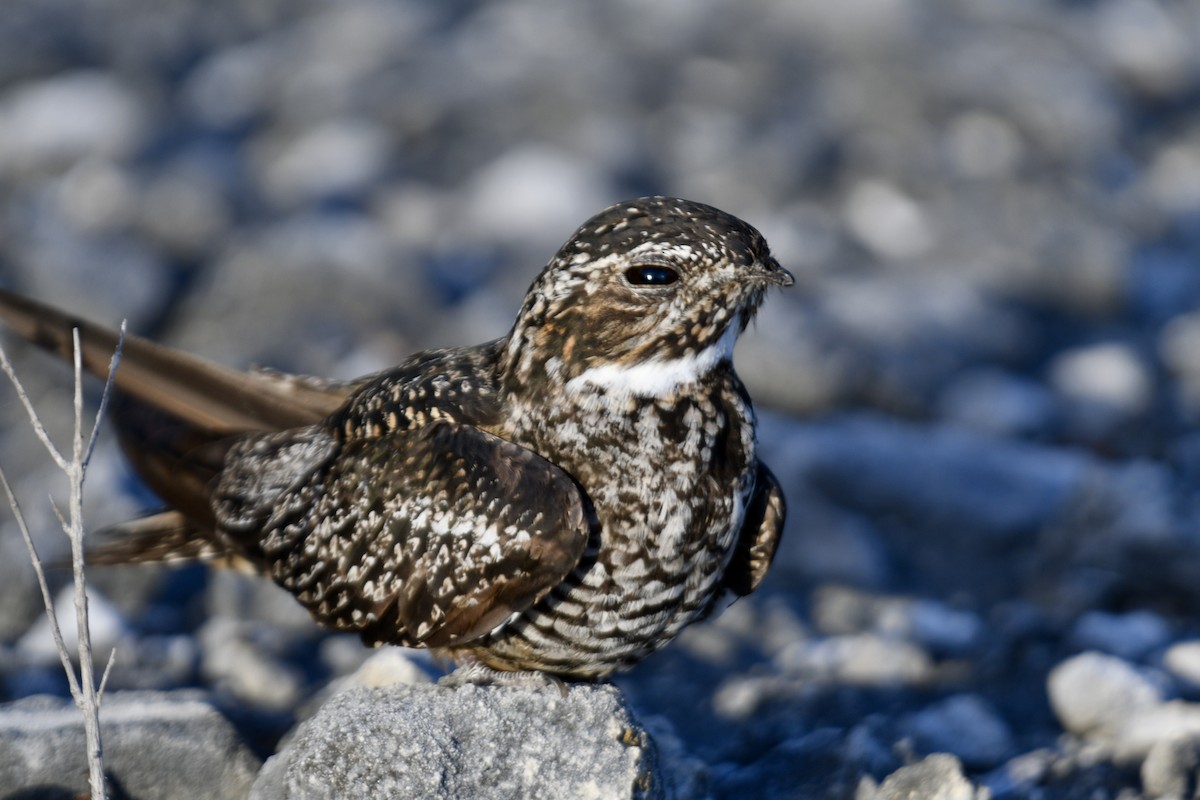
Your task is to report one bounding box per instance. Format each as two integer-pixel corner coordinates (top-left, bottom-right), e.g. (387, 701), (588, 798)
(0, 196), (792, 679)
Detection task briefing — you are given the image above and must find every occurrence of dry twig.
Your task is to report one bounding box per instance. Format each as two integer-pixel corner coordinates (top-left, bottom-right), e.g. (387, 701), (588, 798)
(0, 324), (125, 800)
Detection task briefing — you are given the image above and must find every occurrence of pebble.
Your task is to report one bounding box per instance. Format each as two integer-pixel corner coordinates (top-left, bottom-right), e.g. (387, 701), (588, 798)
(258, 118), (393, 206)
(811, 585), (982, 655)
(1047, 342), (1154, 416)
(1141, 734), (1200, 799)
(1047, 652), (1165, 739)
(859, 753), (985, 800)
(0, 71), (147, 174)
(1164, 641), (1200, 690)
(198, 618), (305, 711)
(777, 633), (936, 687)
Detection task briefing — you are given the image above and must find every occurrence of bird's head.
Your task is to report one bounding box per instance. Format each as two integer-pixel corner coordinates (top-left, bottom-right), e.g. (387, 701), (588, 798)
(503, 197), (793, 397)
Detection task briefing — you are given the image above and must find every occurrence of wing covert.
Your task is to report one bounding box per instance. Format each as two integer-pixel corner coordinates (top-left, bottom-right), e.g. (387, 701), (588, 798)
(258, 421), (593, 649)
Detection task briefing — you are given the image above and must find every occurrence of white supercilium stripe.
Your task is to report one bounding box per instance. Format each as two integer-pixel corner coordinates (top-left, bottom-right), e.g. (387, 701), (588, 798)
(567, 314), (741, 398)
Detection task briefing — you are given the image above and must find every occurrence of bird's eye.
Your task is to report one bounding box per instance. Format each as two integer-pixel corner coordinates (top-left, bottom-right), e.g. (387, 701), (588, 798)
(624, 265), (679, 286)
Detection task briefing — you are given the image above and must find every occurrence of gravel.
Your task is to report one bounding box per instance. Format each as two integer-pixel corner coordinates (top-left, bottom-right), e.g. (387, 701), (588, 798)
(1, 0), (1199, 797)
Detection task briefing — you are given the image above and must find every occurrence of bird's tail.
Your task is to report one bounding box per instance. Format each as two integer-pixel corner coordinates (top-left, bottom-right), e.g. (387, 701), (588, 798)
(0, 287), (352, 564)
(0, 288), (348, 432)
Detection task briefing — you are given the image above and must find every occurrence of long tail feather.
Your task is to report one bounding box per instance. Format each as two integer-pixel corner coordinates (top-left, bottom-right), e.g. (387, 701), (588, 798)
(0, 288), (347, 432)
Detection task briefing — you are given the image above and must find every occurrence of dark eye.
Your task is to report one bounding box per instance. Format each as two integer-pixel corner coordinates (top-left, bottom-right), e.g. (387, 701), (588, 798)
(624, 265), (679, 286)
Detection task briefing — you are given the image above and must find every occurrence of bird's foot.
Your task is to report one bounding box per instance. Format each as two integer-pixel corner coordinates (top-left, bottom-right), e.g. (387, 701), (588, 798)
(439, 662), (569, 697)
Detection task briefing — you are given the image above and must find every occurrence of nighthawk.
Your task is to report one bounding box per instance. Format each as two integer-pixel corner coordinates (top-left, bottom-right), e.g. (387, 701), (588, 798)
(0, 197), (792, 680)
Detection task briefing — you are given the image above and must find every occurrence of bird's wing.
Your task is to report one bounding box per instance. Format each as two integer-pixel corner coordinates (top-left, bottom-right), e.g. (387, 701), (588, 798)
(219, 420), (593, 650)
(0, 287), (349, 432)
(721, 462), (786, 597)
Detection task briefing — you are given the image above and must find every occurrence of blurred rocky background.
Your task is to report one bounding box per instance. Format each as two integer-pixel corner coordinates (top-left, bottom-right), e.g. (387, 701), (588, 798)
(1, 0), (1199, 798)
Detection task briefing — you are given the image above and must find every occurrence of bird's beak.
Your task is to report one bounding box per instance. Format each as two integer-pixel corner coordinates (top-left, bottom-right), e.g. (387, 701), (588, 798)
(755, 258), (794, 287)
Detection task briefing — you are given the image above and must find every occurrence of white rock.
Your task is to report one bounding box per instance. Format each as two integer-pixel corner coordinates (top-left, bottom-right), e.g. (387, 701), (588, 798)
(778, 633), (935, 686)
(1048, 342), (1152, 415)
(1164, 641), (1200, 688)
(259, 118), (392, 205)
(460, 145), (615, 250)
(1095, 0), (1195, 96)
(1047, 652), (1164, 738)
(862, 753), (985, 800)
(843, 180), (935, 261)
(17, 585), (128, 665)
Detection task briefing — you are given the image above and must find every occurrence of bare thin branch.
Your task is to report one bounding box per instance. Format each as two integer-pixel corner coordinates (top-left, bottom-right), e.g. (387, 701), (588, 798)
(0, 468), (82, 701)
(72, 328), (84, 469)
(1, 333), (112, 799)
(97, 648), (116, 702)
(49, 495), (69, 537)
(66, 328), (106, 799)
(0, 344), (68, 471)
(84, 322), (125, 472)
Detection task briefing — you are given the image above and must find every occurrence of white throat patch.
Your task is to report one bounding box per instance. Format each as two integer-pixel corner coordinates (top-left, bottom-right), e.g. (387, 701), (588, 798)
(566, 314), (741, 399)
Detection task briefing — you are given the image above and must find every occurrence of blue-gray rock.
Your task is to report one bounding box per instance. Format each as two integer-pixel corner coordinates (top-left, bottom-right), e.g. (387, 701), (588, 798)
(909, 694), (1016, 768)
(1069, 609), (1171, 661)
(252, 683), (703, 800)
(0, 690), (260, 800)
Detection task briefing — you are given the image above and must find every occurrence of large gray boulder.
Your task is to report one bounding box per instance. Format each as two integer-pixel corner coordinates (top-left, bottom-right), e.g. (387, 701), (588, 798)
(252, 682), (705, 800)
(0, 690), (260, 800)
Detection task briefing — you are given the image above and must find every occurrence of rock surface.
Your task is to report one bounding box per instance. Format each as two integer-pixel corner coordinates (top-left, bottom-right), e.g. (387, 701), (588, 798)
(0, 690), (260, 800)
(251, 683), (702, 800)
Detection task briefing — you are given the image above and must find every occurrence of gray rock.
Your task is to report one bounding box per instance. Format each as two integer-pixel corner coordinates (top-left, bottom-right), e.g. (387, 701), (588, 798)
(909, 694), (1016, 768)
(257, 118), (393, 206)
(1048, 652), (1165, 739)
(199, 616), (307, 711)
(0, 71), (147, 174)
(0, 690), (260, 800)
(857, 753), (987, 800)
(252, 683), (693, 800)
(1094, 0), (1196, 97)
(811, 585), (983, 656)
(776, 633), (936, 687)
(1141, 734), (1200, 799)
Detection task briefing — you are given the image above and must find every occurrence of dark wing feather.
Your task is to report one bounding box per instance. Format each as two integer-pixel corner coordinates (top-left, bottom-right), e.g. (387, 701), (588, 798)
(722, 462), (786, 597)
(227, 421), (592, 649)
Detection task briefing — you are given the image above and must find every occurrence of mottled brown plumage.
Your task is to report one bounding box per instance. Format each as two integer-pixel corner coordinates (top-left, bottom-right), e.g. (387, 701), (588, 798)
(0, 197), (791, 679)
